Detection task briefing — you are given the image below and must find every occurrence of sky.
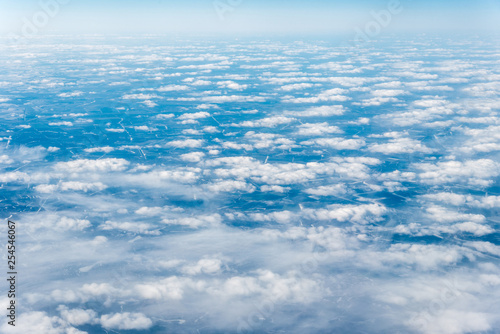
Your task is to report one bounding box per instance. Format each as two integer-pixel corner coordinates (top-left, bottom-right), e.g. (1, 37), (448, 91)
(1, 0), (500, 36)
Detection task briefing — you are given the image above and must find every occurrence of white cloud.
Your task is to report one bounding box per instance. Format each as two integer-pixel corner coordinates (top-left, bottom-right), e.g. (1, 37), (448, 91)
(27, 214), (91, 232)
(58, 91), (83, 97)
(372, 89), (406, 97)
(260, 185), (290, 193)
(35, 182), (107, 193)
(127, 167), (201, 185)
(134, 125), (157, 131)
(100, 221), (159, 235)
(122, 93), (160, 100)
(410, 310), (491, 334)
(162, 214), (222, 228)
(414, 159), (500, 186)
(158, 84), (189, 91)
(285, 105), (345, 117)
(220, 141), (254, 151)
(463, 81), (500, 97)
(0, 154), (13, 164)
(183, 129), (201, 135)
(135, 206), (171, 216)
(304, 184), (347, 196)
(181, 152), (205, 162)
(355, 97), (399, 106)
(49, 121), (73, 126)
(467, 241), (500, 256)
(191, 80), (212, 86)
(58, 306), (97, 326)
(282, 88), (349, 103)
(0, 171), (30, 183)
(200, 95), (266, 103)
(206, 180), (256, 193)
(203, 126), (219, 133)
(368, 138), (433, 154)
(217, 81), (248, 90)
(425, 206), (485, 223)
(100, 312), (153, 330)
(166, 139), (204, 148)
(349, 117), (370, 125)
(280, 83), (314, 91)
(459, 125), (500, 153)
(178, 111), (210, 120)
(106, 128), (125, 133)
(181, 258), (223, 275)
(233, 116), (295, 128)
(301, 137), (365, 150)
(0, 311), (85, 334)
(84, 146), (114, 153)
(156, 113), (175, 119)
(303, 203), (386, 223)
(422, 192), (500, 209)
(54, 158), (129, 172)
(396, 221), (494, 237)
(296, 123), (343, 136)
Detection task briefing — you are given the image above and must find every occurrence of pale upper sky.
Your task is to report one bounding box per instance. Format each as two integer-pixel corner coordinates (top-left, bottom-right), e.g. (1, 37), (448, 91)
(1, 0), (499, 36)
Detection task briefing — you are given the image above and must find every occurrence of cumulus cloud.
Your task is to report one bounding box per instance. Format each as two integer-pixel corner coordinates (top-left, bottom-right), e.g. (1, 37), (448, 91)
(58, 306), (97, 326)
(162, 214), (222, 228)
(0, 154), (13, 164)
(284, 105), (345, 117)
(84, 146), (114, 153)
(200, 95), (266, 103)
(0, 311), (85, 334)
(232, 116), (295, 128)
(49, 121), (73, 126)
(178, 111), (211, 120)
(181, 152), (205, 162)
(100, 312), (153, 330)
(368, 137), (434, 154)
(304, 184), (348, 196)
(100, 221), (159, 235)
(181, 258), (223, 275)
(458, 125), (500, 153)
(303, 203), (387, 224)
(296, 123), (343, 136)
(158, 84), (189, 91)
(123, 93), (160, 100)
(134, 125), (157, 131)
(282, 88), (349, 103)
(24, 214), (91, 232)
(422, 192), (500, 209)
(280, 83), (314, 91)
(58, 91), (83, 97)
(301, 137), (366, 150)
(166, 139), (204, 148)
(217, 81), (248, 90)
(205, 180), (256, 193)
(35, 181), (107, 193)
(414, 159), (500, 186)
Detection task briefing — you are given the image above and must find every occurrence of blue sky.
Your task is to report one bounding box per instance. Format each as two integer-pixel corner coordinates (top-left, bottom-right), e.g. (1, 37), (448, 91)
(1, 0), (500, 35)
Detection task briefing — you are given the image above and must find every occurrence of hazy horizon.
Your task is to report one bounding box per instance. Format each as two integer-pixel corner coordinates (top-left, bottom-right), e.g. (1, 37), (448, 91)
(1, 0), (500, 38)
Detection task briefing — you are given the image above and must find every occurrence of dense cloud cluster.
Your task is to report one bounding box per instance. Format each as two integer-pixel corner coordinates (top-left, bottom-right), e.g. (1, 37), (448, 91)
(0, 34), (500, 333)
